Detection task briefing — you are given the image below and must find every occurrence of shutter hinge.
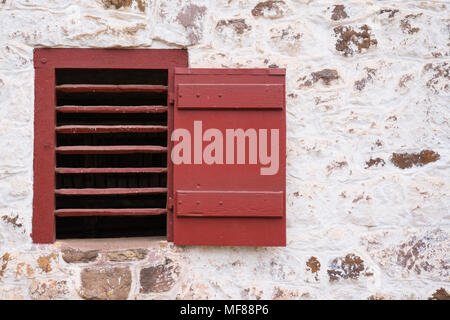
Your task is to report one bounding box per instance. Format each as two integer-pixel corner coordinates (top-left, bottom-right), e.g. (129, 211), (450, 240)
(168, 93), (174, 106)
(167, 196), (174, 210)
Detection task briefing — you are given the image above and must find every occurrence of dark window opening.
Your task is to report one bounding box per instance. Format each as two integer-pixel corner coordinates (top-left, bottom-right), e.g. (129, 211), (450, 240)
(55, 68), (168, 239)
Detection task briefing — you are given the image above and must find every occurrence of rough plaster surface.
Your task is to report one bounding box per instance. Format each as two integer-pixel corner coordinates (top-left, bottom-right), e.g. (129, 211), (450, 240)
(0, 0), (449, 300)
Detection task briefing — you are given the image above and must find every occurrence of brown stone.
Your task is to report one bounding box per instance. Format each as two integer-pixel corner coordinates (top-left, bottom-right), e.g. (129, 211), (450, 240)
(216, 19), (252, 35)
(1, 215), (23, 228)
(306, 256), (321, 281)
(107, 249), (147, 262)
(37, 254), (57, 273)
(102, 0), (146, 12)
(62, 248), (98, 263)
(0, 253), (11, 278)
(429, 288), (450, 300)
(29, 279), (69, 300)
(331, 5), (348, 21)
(334, 25), (377, 56)
(79, 267), (131, 300)
(140, 259), (180, 293)
(400, 14), (421, 35)
(176, 4), (207, 43)
(391, 150), (440, 169)
(365, 157), (386, 169)
(311, 69), (339, 85)
(327, 254), (373, 282)
(379, 9), (399, 18)
(252, 1), (286, 18)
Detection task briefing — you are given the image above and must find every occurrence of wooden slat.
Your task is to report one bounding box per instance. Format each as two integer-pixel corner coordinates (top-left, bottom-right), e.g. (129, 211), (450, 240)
(177, 84), (284, 109)
(56, 106), (168, 113)
(56, 125), (168, 134)
(55, 167), (168, 174)
(56, 145), (167, 154)
(175, 191), (284, 217)
(55, 208), (167, 217)
(56, 84), (168, 93)
(55, 187), (167, 195)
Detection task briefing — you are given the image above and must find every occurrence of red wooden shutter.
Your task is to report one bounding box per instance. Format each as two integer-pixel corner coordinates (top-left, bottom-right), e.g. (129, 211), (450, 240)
(172, 68), (286, 246)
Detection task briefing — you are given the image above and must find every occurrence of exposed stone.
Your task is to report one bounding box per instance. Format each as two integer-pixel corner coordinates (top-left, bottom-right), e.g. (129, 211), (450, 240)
(15, 262), (34, 278)
(354, 68), (376, 91)
(268, 23), (302, 55)
(107, 249), (147, 262)
(391, 150), (440, 169)
(423, 62), (449, 94)
(367, 293), (390, 300)
(251, 1), (287, 19)
(29, 279), (69, 300)
(101, 0), (147, 12)
(1, 215), (23, 228)
(398, 74), (413, 88)
(79, 267), (132, 300)
(363, 229), (449, 279)
(379, 9), (399, 19)
(327, 254), (373, 282)
(140, 259), (180, 293)
(216, 19), (251, 35)
(365, 157), (385, 169)
(242, 287), (264, 300)
(175, 4), (207, 43)
(306, 256), (320, 281)
(326, 161), (348, 173)
(0, 253), (11, 278)
(429, 288), (449, 300)
(400, 14), (422, 34)
(37, 254), (57, 273)
(311, 69), (339, 85)
(334, 25), (377, 56)
(62, 248), (99, 264)
(331, 5), (348, 21)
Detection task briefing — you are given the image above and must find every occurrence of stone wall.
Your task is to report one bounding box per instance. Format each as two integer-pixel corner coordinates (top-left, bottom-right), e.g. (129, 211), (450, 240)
(0, 0), (448, 299)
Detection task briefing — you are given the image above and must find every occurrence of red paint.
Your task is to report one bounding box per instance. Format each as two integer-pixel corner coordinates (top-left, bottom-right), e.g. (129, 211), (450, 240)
(55, 125), (168, 134)
(32, 66), (56, 243)
(55, 145), (167, 154)
(54, 187), (167, 196)
(176, 191), (284, 217)
(55, 84), (168, 93)
(55, 209), (167, 217)
(172, 68), (286, 246)
(33, 48), (188, 244)
(55, 167), (167, 174)
(177, 84), (284, 109)
(56, 105), (168, 113)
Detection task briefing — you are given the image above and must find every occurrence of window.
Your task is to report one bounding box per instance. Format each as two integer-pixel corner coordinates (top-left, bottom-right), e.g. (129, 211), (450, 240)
(33, 49), (285, 246)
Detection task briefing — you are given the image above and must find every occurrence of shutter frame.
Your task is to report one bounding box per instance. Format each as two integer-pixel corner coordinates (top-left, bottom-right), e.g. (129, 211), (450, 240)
(32, 49), (188, 243)
(172, 68), (286, 246)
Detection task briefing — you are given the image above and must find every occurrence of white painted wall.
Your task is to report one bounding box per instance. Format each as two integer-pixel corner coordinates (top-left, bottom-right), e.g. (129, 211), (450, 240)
(0, 0), (448, 299)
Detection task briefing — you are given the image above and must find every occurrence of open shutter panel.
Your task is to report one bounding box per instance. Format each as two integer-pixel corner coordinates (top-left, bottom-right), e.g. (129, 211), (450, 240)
(172, 68), (286, 246)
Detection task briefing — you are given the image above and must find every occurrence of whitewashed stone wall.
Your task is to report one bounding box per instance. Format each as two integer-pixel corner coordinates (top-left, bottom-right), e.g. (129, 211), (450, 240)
(0, 0), (449, 300)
